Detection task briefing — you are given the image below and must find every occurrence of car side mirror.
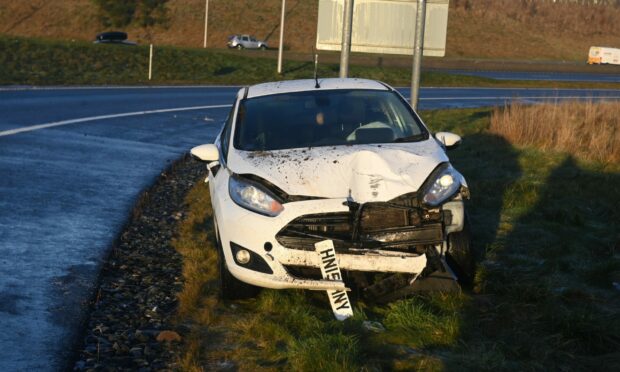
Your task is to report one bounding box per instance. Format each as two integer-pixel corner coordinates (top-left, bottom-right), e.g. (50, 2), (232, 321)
(190, 144), (219, 162)
(435, 132), (462, 150)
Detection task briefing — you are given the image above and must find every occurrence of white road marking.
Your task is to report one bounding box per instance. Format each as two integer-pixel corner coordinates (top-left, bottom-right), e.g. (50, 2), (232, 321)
(0, 104), (232, 137)
(0, 85), (242, 92)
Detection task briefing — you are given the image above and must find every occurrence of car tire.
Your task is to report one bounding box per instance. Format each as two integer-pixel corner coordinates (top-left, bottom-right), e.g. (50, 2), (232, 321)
(214, 223), (259, 300)
(446, 216), (475, 285)
(236, 44), (243, 50)
(260, 45), (267, 50)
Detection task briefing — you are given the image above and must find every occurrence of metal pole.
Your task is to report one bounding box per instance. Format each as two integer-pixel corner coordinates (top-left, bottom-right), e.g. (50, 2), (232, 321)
(148, 44), (153, 80)
(277, 0), (286, 74)
(411, 0), (426, 109)
(339, 0), (354, 78)
(203, 0), (209, 48)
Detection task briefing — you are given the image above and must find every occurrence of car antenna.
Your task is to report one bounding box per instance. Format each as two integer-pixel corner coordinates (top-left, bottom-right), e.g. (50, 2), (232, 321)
(314, 53), (320, 89)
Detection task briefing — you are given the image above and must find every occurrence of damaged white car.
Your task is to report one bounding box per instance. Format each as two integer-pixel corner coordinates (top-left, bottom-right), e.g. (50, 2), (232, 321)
(191, 78), (473, 311)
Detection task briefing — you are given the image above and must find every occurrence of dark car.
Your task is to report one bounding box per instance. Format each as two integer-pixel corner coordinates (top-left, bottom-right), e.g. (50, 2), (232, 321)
(94, 32), (137, 46)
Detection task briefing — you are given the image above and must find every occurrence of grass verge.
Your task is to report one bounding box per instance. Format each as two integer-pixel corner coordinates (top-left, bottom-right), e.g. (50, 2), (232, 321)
(2, 35), (620, 89)
(171, 105), (620, 370)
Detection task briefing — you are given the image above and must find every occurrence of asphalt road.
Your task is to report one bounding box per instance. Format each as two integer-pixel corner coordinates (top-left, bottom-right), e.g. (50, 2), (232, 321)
(1, 85), (619, 371)
(440, 70), (620, 83)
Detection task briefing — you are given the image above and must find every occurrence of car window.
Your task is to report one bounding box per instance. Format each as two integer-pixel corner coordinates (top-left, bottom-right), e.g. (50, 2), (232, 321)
(242, 36), (249, 41)
(233, 89), (427, 151)
(250, 37), (257, 42)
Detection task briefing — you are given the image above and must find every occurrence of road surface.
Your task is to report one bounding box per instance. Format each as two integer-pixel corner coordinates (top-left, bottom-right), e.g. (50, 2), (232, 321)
(439, 70), (620, 83)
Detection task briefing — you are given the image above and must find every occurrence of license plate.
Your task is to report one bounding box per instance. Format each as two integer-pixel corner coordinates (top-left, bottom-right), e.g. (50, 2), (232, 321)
(315, 240), (353, 321)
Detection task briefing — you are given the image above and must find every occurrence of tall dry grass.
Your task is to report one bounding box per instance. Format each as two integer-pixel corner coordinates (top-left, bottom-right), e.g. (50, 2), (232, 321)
(490, 101), (620, 164)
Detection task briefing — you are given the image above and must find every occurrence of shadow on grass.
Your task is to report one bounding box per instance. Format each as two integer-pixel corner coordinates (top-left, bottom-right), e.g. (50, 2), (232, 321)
(283, 61), (312, 75)
(461, 132), (522, 262)
(450, 151), (620, 369)
(213, 66), (236, 76)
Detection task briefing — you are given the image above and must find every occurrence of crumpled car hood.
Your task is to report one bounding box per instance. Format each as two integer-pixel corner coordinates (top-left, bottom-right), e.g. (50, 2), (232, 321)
(227, 139), (449, 203)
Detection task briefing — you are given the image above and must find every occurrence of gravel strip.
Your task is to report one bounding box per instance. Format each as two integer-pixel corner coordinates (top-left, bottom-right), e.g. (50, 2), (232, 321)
(74, 155), (205, 371)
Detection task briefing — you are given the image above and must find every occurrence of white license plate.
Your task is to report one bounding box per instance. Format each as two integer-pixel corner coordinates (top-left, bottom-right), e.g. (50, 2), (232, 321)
(315, 240), (353, 321)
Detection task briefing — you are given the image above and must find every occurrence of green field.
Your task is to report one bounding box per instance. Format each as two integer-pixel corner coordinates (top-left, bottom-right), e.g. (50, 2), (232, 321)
(2, 36), (620, 89)
(173, 107), (620, 371)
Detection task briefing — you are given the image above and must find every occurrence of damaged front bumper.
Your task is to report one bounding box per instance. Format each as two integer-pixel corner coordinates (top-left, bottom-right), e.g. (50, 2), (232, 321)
(217, 193), (465, 291)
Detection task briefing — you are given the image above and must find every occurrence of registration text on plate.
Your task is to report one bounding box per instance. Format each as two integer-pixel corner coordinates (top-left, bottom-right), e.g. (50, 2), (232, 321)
(315, 240), (353, 321)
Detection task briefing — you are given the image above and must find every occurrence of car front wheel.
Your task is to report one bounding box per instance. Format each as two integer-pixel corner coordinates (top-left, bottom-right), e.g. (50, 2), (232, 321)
(236, 44), (243, 50)
(260, 45), (267, 50)
(214, 223), (258, 300)
(446, 216), (475, 285)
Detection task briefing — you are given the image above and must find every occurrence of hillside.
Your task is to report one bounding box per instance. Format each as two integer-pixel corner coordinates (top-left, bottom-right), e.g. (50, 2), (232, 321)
(1, 0), (620, 61)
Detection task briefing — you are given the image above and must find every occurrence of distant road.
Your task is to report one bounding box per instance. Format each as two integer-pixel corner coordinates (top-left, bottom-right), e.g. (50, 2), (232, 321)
(439, 70), (620, 83)
(1, 85), (619, 371)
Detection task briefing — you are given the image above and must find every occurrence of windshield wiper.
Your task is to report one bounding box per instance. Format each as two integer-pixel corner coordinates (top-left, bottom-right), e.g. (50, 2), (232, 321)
(393, 133), (427, 143)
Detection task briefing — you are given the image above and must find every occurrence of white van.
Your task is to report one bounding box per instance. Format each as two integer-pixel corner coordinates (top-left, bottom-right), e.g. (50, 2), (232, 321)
(588, 46), (620, 65)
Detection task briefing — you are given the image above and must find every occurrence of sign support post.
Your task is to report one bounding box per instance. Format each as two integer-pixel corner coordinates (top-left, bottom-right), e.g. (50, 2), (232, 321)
(411, 0), (426, 109)
(339, 0), (354, 78)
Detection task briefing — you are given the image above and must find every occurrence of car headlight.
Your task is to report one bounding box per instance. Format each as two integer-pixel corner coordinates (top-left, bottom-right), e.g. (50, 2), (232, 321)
(420, 163), (464, 207)
(229, 174), (284, 217)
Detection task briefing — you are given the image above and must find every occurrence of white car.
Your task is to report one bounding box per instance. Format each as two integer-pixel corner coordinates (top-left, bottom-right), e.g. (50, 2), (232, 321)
(227, 34), (268, 50)
(191, 78), (473, 302)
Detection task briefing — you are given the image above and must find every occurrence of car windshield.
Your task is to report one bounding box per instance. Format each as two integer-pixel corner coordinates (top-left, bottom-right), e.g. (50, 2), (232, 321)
(234, 89), (427, 151)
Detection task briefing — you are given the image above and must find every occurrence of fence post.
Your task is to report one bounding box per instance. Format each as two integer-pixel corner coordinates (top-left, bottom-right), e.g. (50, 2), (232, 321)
(148, 44), (153, 81)
(277, 0), (286, 74)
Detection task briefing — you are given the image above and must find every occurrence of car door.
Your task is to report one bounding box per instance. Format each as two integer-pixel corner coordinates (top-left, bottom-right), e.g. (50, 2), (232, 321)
(240, 35), (250, 48)
(249, 36), (259, 49)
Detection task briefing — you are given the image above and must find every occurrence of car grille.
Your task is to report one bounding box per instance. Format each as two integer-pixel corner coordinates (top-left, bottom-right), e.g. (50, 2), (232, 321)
(276, 197), (446, 253)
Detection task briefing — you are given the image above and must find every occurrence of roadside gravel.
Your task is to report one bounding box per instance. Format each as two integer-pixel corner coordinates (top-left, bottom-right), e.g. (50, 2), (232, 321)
(74, 155), (205, 371)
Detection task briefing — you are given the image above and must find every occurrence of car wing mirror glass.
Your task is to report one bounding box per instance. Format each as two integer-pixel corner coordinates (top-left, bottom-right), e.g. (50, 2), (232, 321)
(435, 132), (462, 150)
(190, 144), (219, 162)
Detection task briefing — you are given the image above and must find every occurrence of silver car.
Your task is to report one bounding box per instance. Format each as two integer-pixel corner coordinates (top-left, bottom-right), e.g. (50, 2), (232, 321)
(227, 34), (268, 50)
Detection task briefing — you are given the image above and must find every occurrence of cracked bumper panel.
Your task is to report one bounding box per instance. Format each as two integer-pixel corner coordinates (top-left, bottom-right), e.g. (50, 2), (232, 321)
(216, 196), (432, 290)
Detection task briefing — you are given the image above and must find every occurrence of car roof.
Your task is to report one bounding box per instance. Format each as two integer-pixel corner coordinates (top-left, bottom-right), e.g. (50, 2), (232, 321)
(245, 78), (390, 99)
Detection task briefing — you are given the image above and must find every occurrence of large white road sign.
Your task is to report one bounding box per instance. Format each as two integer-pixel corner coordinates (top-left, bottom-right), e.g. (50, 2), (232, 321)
(316, 0), (449, 57)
